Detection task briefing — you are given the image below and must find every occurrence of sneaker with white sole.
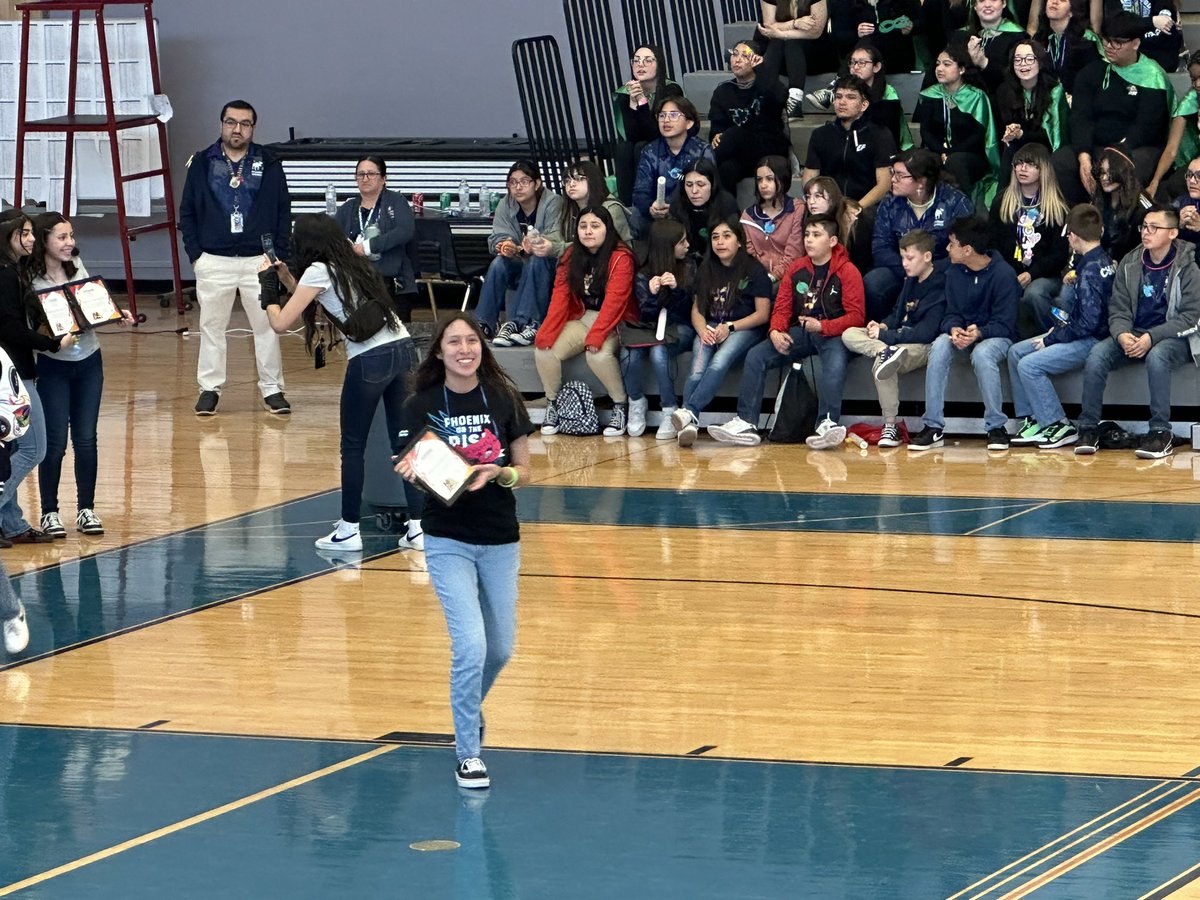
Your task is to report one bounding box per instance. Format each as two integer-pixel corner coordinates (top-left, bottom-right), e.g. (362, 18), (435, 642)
(805, 87), (834, 111)
(708, 415), (761, 446)
(315, 520), (362, 552)
(40, 511), (66, 539)
(786, 87), (806, 118)
(603, 403), (628, 437)
(805, 416), (847, 450)
(1040, 421), (1078, 449)
(397, 528), (425, 551)
(3, 602), (28, 654)
(672, 408), (698, 447)
(907, 426), (944, 451)
(1011, 417), (1048, 447)
(656, 406), (678, 440)
(626, 397), (649, 437)
(541, 399), (560, 436)
(491, 321), (519, 347)
(509, 322), (538, 346)
(874, 345), (907, 380)
(75, 508), (104, 535)
(878, 423), (902, 448)
(1134, 428), (1174, 459)
(456, 756), (491, 789)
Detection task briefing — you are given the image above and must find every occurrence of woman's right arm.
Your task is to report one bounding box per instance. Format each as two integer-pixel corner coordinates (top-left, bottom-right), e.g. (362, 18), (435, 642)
(1149, 116), (1186, 197)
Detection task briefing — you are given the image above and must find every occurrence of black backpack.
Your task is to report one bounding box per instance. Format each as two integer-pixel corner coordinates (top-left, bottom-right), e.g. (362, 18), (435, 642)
(768, 362), (817, 443)
(556, 381), (600, 435)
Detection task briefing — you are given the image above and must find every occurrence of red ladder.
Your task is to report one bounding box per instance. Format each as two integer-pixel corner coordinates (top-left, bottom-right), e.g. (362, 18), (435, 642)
(11, 0), (184, 320)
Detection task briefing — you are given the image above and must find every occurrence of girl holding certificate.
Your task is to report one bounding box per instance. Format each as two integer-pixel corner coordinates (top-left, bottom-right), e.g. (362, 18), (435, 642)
(394, 312), (534, 790)
(28, 212), (134, 538)
(264, 214), (426, 552)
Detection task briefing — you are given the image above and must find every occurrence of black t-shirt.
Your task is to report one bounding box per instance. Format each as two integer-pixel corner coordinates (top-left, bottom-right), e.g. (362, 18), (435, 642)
(399, 382), (535, 545)
(804, 118), (896, 201)
(704, 260), (774, 324)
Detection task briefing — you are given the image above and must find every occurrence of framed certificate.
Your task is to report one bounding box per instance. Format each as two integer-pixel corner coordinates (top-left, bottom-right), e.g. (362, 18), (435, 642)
(35, 287), (81, 338)
(67, 278), (123, 327)
(399, 428), (478, 506)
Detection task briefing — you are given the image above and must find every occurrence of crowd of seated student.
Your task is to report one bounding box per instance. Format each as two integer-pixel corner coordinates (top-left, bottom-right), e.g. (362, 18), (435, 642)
(476, 1), (1200, 456)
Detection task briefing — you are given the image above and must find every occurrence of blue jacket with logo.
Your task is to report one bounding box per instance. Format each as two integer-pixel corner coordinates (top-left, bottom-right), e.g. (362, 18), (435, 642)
(631, 136), (716, 228)
(871, 184), (973, 278)
(1043, 246), (1113, 346)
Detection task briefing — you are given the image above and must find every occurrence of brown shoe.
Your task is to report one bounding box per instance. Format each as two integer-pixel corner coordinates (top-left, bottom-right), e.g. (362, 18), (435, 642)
(9, 528), (54, 544)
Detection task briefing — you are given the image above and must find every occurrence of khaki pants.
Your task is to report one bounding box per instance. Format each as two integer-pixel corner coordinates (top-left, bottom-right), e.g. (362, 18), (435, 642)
(534, 310), (625, 402)
(841, 327), (930, 420)
(194, 252), (284, 397)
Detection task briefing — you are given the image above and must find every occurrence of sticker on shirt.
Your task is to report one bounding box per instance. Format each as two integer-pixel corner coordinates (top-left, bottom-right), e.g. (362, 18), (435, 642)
(251, 158), (263, 177)
(427, 411), (507, 465)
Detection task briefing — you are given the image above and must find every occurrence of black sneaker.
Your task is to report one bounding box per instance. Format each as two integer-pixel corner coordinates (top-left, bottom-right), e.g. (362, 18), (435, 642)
(194, 391), (219, 416)
(455, 756), (490, 789)
(986, 427), (1010, 451)
(263, 392), (291, 415)
(907, 426), (944, 451)
(1134, 428), (1174, 459)
(1074, 428), (1099, 456)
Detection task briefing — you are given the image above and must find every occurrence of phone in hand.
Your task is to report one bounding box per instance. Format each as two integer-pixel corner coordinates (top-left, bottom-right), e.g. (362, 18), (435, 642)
(261, 234), (279, 265)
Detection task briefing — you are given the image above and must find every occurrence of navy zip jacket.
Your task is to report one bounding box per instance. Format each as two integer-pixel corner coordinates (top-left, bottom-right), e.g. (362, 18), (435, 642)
(872, 185), (973, 277)
(880, 260), (948, 346)
(179, 140), (292, 263)
(941, 250), (1021, 340)
(1043, 245), (1113, 346)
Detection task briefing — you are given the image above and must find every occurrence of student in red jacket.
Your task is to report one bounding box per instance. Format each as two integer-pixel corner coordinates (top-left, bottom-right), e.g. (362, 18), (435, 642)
(535, 205), (638, 437)
(709, 214), (865, 447)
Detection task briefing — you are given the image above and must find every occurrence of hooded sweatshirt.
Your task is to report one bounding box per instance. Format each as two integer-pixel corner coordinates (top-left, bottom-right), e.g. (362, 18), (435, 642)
(941, 250), (1021, 341)
(771, 243), (866, 336)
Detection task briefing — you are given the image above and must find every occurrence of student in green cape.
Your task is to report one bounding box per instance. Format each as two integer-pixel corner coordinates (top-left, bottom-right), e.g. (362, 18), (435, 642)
(1033, 0), (1103, 94)
(995, 40), (1071, 172)
(1101, 0), (1181, 74)
(963, 0), (1029, 90)
(611, 44), (682, 206)
(1148, 50), (1200, 200)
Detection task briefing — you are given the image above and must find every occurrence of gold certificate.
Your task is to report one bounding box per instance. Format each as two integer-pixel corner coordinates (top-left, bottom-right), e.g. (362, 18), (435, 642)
(37, 289), (79, 338)
(69, 279), (122, 325)
(401, 429), (477, 506)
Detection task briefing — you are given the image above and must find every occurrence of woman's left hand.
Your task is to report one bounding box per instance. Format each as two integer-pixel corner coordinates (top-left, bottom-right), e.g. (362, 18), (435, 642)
(273, 259), (297, 291)
(352, 242), (368, 256)
(119, 308), (136, 325)
(468, 463), (504, 490)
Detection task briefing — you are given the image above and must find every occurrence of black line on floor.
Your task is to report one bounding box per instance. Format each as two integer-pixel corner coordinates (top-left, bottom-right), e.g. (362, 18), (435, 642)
(375, 731), (454, 744)
(1142, 864), (1200, 899)
(138, 720), (169, 730)
(944, 757), (972, 767)
(687, 745), (717, 756)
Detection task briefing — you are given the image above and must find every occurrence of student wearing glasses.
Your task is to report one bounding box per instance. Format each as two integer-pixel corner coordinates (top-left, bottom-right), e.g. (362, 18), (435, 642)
(841, 41), (913, 152)
(612, 44), (683, 206)
(631, 97), (714, 237)
(333, 155), (417, 322)
(1171, 157), (1200, 249)
(1101, 0), (1180, 74)
(708, 40), (791, 194)
(994, 40), (1070, 175)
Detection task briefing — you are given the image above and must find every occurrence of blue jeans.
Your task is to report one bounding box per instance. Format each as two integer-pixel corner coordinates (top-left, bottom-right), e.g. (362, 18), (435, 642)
(922, 334), (1012, 431)
(1079, 335), (1191, 431)
(682, 327), (764, 416)
(36, 350), (103, 514)
(863, 266), (904, 322)
(474, 255), (556, 331)
(621, 325), (696, 409)
(0, 386), (46, 536)
(735, 327), (850, 424)
(425, 536), (520, 761)
(1007, 336), (1097, 426)
(340, 340), (424, 524)
(1022, 278), (1062, 336)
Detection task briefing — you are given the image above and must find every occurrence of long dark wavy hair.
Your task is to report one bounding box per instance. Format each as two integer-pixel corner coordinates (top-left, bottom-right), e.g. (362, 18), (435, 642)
(291, 213), (396, 352)
(693, 215), (756, 320)
(566, 204), (624, 301)
(997, 40), (1059, 128)
(411, 311), (524, 406)
(27, 211), (80, 282)
(640, 218), (693, 291)
(559, 160), (612, 238)
(0, 211), (30, 268)
(1092, 147), (1148, 222)
(1034, 0), (1091, 43)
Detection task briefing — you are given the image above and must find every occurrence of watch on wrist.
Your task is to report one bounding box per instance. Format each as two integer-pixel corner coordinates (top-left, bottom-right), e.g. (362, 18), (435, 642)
(727, 321), (736, 332)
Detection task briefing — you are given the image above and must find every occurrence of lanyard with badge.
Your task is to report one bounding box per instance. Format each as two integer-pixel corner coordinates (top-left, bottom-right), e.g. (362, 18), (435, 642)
(357, 203), (381, 260)
(225, 152), (245, 234)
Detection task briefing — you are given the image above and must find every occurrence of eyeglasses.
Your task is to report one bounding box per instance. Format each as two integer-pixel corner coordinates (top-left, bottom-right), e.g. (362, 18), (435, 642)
(889, 169), (914, 181)
(355, 172), (382, 180)
(1012, 160), (1040, 169)
(1101, 36), (1132, 48)
(1012, 55), (1038, 65)
(222, 118), (254, 130)
(727, 48), (754, 60)
(657, 110), (685, 121)
(631, 55), (656, 65)
(563, 173), (587, 184)
(507, 178), (535, 188)
(1140, 222), (1172, 233)
(848, 57), (874, 68)
(1185, 171), (1200, 182)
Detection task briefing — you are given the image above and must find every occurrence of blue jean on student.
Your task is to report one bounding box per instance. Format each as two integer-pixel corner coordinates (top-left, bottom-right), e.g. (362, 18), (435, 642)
(340, 339), (425, 524)
(682, 328), (764, 416)
(1078, 335), (1191, 431)
(621, 325), (696, 409)
(922, 334), (1012, 431)
(1022, 278), (1062, 335)
(424, 535), (520, 761)
(1007, 336), (1097, 427)
(0, 387), (46, 537)
(36, 350), (103, 514)
(735, 327), (850, 425)
(474, 255), (556, 331)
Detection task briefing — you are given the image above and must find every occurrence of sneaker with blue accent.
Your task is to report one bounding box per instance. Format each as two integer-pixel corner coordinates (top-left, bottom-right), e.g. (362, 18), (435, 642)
(315, 520), (362, 552)
(873, 345), (907, 380)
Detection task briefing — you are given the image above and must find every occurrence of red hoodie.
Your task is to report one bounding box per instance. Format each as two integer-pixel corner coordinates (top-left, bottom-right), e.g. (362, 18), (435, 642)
(769, 243), (865, 336)
(535, 246), (639, 351)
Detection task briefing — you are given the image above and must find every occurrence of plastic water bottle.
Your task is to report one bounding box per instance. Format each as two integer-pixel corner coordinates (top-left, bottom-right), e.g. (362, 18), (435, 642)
(458, 179), (470, 215)
(479, 184), (492, 216)
(324, 184), (337, 216)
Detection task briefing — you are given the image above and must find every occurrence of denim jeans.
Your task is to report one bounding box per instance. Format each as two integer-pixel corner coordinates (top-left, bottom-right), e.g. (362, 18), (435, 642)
(425, 535), (520, 761)
(922, 334), (1012, 431)
(1079, 336), (1191, 431)
(1021, 278), (1062, 336)
(0, 386), (46, 536)
(340, 339), (424, 524)
(621, 325), (696, 409)
(36, 350), (103, 513)
(474, 255), (556, 331)
(735, 327), (850, 424)
(682, 327), (764, 416)
(863, 266), (904, 323)
(1007, 336), (1097, 426)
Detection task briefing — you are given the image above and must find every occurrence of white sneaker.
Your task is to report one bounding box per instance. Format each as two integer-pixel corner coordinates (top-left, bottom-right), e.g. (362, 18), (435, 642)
(315, 520), (362, 552)
(805, 416), (847, 450)
(3, 602), (28, 654)
(491, 321), (518, 347)
(672, 408), (698, 447)
(40, 511), (66, 538)
(627, 397), (649, 437)
(398, 528), (425, 551)
(708, 415), (761, 446)
(455, 756), (491, 789)
(76, 508), (104, 535)
(656, 406), (678, 440)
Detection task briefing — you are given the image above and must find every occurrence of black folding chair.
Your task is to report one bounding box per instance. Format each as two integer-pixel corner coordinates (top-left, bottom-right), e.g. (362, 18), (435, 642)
(512, 36), (582, 194)
(413, 218), (491, 321)
(561, 0), (624, 167)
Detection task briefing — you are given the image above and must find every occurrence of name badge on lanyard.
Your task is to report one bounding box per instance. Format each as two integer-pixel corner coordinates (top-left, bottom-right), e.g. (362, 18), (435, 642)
(231, 208), (244, 234)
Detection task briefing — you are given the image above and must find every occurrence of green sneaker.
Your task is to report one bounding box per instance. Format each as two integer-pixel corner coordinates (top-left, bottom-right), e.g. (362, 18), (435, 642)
(1040, 421), (1078, 449)
(1011, 417), (1048, 447)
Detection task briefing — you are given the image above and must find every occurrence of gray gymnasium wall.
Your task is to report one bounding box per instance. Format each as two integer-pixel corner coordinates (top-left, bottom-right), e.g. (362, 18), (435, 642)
(76, 0), (594, 278)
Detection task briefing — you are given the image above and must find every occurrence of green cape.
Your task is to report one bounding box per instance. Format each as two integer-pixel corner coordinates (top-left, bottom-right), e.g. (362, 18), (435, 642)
(920, 82), (1001, 207)
(1173, 90), (1200, 169)
(883, 83), (914, 151)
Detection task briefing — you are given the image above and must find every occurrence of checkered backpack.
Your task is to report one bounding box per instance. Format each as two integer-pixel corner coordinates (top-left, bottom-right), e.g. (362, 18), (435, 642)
(555, 380), (599, 435)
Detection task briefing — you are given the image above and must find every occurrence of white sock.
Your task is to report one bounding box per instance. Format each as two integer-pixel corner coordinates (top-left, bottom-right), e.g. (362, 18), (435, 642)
(407, 518), (422, 536)
(336, 521), (360, 538)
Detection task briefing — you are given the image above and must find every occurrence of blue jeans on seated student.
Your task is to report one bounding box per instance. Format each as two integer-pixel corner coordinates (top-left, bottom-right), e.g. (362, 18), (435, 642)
(424, 536), (520, 761)
(340, 339), (425, 524)
(1022, 278), (1062, 335)
(621, 325), (696, 409)
(922, 334), (1012, 431)
(735, 326), (850, 425)
(681, 328), (764, 416)
(1007, 336), (1097, 428)
(0, 387), (45, 537)
(1078, 335), (1190, 431)
(36, 350), (103, 514)
(474, 256), (557, 331)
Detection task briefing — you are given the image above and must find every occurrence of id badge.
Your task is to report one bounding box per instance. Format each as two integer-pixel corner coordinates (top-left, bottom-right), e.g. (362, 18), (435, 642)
(231, 211), (244, 234)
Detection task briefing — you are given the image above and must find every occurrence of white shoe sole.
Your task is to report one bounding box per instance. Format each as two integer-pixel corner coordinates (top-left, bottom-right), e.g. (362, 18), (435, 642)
(805, 426), (846, 450)
(315, 534), (362, 552)
(677, 424), (698, 448)
(708, 426), (761, 446)
(874, 348), (907, 380)
(456, 774), (491, 789)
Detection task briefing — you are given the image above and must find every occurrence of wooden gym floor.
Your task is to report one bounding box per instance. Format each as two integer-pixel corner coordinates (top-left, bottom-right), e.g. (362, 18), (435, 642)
(2, 303), (1200, 897)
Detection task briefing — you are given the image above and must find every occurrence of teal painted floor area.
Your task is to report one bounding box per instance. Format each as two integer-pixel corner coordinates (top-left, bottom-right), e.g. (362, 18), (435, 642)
(3, 727), (1199, 898)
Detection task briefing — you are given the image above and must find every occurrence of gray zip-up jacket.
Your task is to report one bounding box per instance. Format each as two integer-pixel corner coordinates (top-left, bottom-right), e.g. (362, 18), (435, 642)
(488, 190), (564, 255)
(1110, 238), (1200, 360)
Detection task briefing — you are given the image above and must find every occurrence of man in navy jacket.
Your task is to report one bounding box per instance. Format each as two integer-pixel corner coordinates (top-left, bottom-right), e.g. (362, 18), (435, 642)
(180, 100), (292, 416)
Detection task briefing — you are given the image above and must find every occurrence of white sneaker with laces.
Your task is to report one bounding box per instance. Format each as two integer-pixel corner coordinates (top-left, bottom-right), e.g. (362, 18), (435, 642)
(805, 416), (847, 450)
(491, 321), (519, 347)
(626, 397), (649, 437)
(397, 528), (425, 551)
(3, 602), (28, 654)
(672, 408), (698, 447)
(656, 406), (678, 440)
(708, 415), (761, 446)
(456, 756), (491, 789)
(315, 520), (363, 552)
(76, 508), (104, 535)
(40, 511), (66, 539)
